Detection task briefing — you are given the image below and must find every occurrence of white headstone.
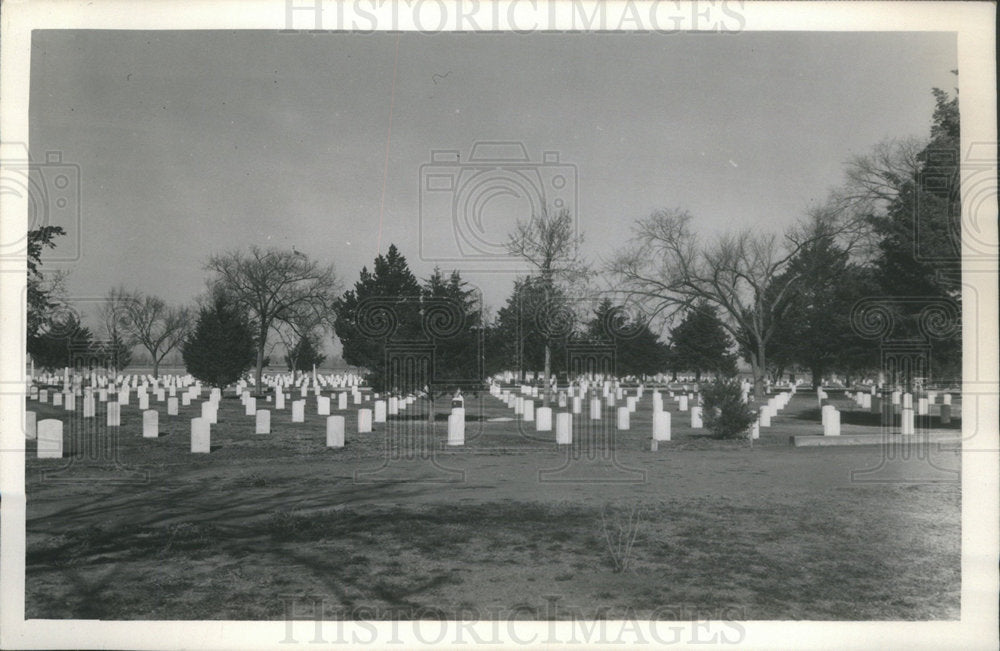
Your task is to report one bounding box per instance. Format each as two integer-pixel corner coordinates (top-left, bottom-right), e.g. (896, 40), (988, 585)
(317, 396), (331, 415)
(83, 395), (95, 418)
(138, 393), (149, 410)
(589, 397), (602, 420)
(107, 401), (121, 427)
(338, 392), (348, 410)
(917, 397), (928, 416)
(536, 407), (552, 432)
(358, 408), (373, 433)
(25, 410), (37, 439)
(447, 408), (465, 446)
(248, 409), (268, 435)
(181, 394), (191, 407)
(388, 396), (398, 415)
(53, 393), (63, 407)
(690, 406), (703, 429)
(653, 410), (671, 441)
(374, 400), (387, 423)
(822, 409), (840, 436)
(245, 397), (257, 417)
(201, 401), (217, 425)
(326, 415), (345, 447)
(678, 395), (688, 411)
(556, 412), (572, 445)
(191, 417), (210, 453)
(292, 400), (305, 422)
(37, 419), (63, 458)
(142, 410), (158, 438)
(901, 408), (915, 435)
(617, 406), (630, 430)
(523, 400), (535, 422)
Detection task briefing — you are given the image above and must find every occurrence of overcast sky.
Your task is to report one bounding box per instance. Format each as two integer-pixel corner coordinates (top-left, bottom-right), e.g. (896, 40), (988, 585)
(30, 29), (957, 337)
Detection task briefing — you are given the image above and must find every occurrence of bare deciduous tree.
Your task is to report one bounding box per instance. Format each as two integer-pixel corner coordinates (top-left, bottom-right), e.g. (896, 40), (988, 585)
(506, 206), (588, 405)
(611, 208), (856, 402)
(105, 289), (190, 378)
(206, 246), (338, 393)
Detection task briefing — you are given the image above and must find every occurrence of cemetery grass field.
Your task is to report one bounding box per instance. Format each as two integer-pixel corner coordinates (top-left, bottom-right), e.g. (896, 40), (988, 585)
(23, 390), (961, 621)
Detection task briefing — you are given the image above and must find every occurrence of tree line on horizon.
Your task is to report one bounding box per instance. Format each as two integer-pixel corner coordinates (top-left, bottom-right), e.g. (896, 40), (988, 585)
(26, 84), (961, 401)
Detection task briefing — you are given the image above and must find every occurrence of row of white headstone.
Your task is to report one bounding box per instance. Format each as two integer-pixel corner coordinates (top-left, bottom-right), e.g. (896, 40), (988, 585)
(488, 382), (710, 447)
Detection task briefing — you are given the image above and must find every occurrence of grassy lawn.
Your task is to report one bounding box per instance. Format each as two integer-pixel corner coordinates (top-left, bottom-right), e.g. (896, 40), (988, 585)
(22, 388), (961, 620)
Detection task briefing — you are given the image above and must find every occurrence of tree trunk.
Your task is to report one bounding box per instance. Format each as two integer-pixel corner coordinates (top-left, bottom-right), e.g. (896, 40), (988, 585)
(152, 357), (159, 379)
(543, 344), (551, 407)
(752, 341), (766, 403)
(255, 342), (265, 397)
(811, 364), (822, 391)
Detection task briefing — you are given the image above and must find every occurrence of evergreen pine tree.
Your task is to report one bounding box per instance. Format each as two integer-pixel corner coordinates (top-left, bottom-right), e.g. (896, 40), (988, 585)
(183, 294), (256, 388)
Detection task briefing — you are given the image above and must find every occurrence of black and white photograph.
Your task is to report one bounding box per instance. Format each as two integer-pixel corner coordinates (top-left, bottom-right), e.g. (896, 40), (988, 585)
(1, 1), (996, 649)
